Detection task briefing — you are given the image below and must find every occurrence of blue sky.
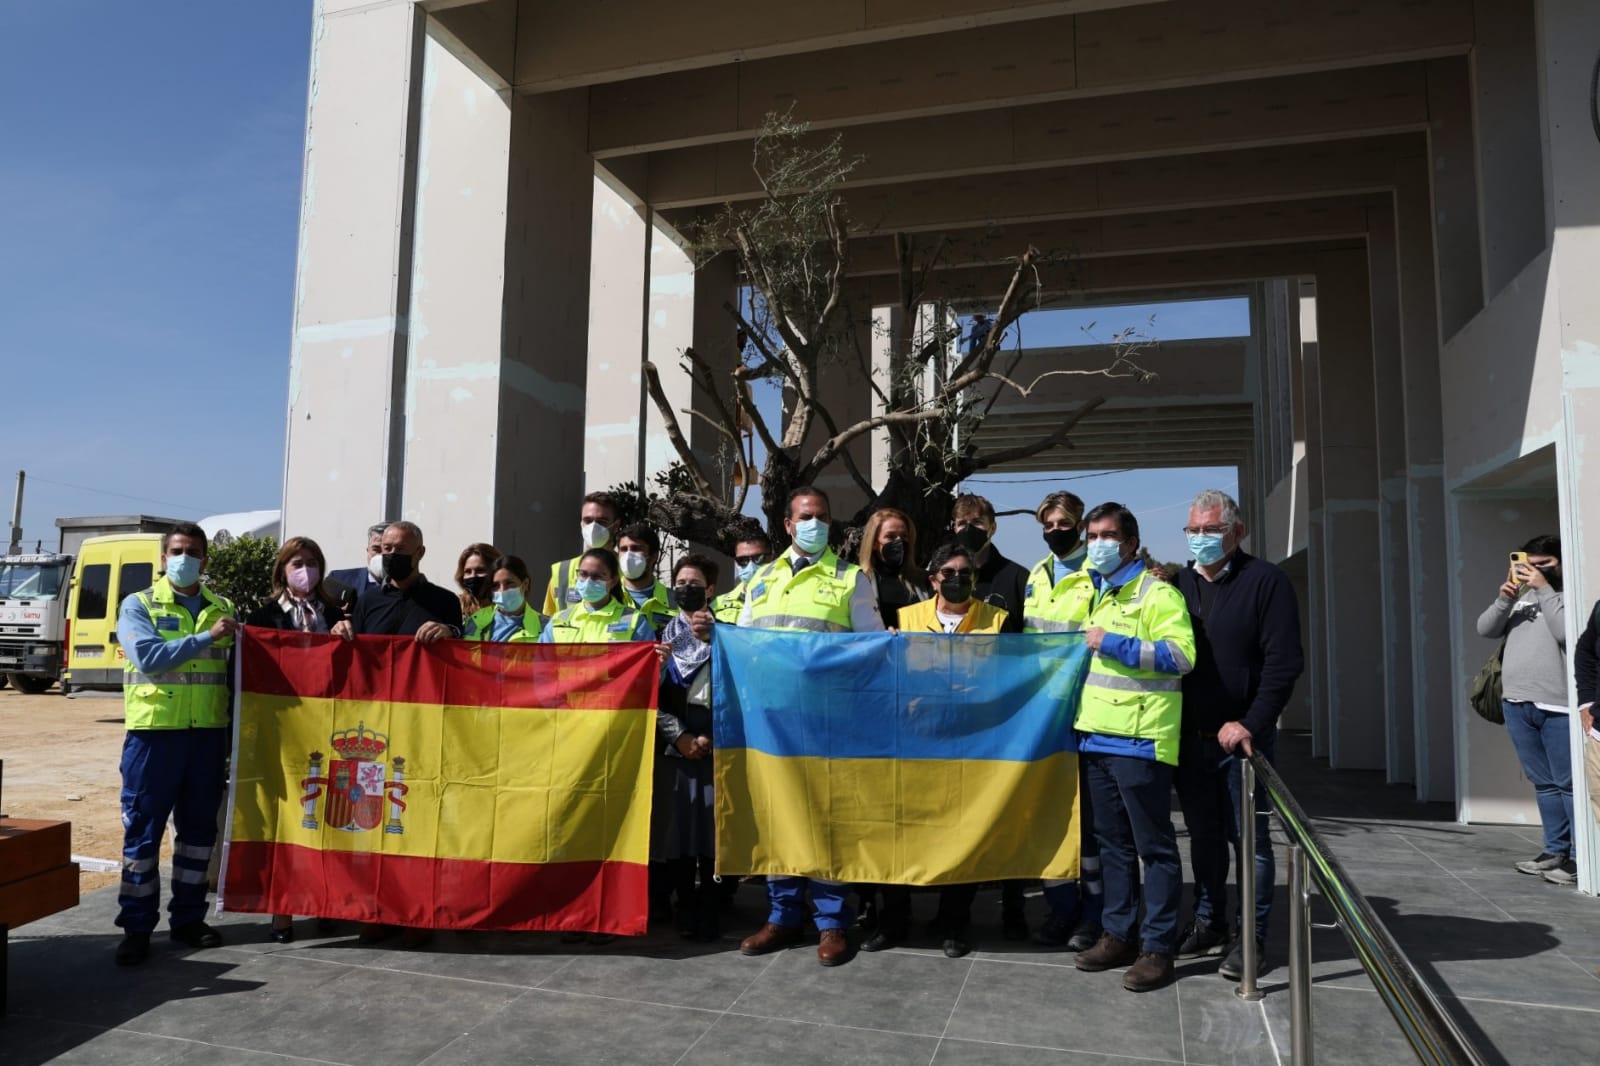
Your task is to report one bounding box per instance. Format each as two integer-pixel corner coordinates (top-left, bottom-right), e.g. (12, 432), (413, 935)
(3, 2), (1238, 568)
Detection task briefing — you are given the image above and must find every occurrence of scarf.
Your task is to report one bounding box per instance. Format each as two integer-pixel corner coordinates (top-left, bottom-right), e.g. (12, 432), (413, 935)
(662, 612), (711, 682)
(278, 591), (327, 633)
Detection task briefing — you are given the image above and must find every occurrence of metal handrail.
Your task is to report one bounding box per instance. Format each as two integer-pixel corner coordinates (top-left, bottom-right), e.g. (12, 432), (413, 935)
(1236, 752), (1490, 1066)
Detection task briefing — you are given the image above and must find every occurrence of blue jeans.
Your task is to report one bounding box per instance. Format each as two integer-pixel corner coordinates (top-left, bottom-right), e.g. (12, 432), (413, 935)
(768, 877), (854, 932)
(1175, 729), (1276, 939)
(1503, 700), (1574, 857)
(1083, 752), (1182, 954)
(117, 728), (230, 934)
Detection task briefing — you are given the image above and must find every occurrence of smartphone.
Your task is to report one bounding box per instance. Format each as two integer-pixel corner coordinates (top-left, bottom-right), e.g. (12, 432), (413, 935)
(1508, 551), (1528, 584)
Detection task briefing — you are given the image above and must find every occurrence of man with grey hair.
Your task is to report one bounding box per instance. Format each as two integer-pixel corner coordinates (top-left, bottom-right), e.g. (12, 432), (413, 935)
(1171, 488), (1303, 982)
(334, 521), (463, 644)
(327, 522), (389, 600)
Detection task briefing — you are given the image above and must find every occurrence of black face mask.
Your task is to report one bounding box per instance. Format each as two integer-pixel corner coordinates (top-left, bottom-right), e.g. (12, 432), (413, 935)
(954, 525), (990, 553)
(1042, 528), (1080, 557)
(674, 585), (708, 613)
(939, 577), (974, 604)
(461, 575), (488, 600)
(878, 538), (907, 574)
(382, 553), (414, 582)
(1538, 565), (1563, 591)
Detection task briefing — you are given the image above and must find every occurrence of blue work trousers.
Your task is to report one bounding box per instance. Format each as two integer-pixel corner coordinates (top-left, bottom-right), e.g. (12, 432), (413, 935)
(1042, 754), (1102, 924)
(1175, 729), (1276, 940)
(1084, 751), (1182, 954)
(117, 728), (230, 934)
(768, 877), (854, 932)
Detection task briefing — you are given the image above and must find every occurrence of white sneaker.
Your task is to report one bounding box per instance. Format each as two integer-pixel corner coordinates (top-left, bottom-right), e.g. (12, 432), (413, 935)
(1541, 860), (1578, 886)
(1515, 852), (1564, 875)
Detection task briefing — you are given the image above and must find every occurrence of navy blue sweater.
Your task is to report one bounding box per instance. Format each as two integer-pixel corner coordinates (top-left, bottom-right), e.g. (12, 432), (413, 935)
(1173, 551), (1305, 738)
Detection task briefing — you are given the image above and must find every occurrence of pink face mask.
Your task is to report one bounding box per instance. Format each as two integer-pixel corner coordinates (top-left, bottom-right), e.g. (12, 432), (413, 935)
(287, 565), (321, 594)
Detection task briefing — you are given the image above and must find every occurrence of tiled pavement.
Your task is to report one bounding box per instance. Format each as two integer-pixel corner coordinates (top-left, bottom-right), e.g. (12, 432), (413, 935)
(3, 733), (1597, 1066)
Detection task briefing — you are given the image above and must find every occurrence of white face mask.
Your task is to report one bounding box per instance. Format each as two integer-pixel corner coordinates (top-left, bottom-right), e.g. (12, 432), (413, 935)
(580, 521), (611, 549)
(367, 554), (385, 582)
(620, 551), (649, 581)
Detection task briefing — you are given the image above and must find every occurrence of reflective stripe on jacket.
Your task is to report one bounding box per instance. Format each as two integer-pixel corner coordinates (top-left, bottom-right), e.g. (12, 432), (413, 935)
(744, 549), (857, 633)
(1022, 555), (1093, 634)
(546, 598), (651, 643)
(543, 556), (583, 615)
(1074, 568), (1196, 766)
(124, 577), (235, 730)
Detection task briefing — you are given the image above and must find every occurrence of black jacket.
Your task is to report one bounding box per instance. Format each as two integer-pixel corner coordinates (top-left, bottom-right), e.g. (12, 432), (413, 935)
(351, 575), (463, 637)
(1575, 599), (1600, 708)
(974, 549), (1029, 634)
(1173, 551), (1305, 737)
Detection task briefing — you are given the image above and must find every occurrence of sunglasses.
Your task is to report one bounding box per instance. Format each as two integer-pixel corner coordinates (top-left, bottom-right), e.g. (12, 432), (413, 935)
(934, 568), (973, 580)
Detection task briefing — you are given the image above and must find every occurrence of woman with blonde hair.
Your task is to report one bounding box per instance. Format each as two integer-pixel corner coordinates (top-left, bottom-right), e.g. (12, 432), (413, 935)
(453, 541), (502, 618)
(856, 507), (930, 629)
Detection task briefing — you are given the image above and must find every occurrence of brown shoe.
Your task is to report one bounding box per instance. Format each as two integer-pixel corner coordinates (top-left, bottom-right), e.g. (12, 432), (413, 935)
(1123, 951), (1175, 992)
(740, 922), (803, 956)
(817, 928), (852, 967)
(1074, 932), (1138, 972)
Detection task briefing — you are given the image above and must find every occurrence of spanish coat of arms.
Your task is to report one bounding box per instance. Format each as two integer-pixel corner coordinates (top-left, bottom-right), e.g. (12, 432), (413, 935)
(299, 721), (409, 834)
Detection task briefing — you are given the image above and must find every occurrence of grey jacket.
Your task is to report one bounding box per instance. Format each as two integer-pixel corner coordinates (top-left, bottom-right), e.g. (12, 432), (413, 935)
(1476, 586), (1568, 707)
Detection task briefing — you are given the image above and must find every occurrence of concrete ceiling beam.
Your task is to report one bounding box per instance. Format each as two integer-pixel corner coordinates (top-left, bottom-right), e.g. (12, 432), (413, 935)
(582, 0), (1473, 155)
(638, 65), (1429, 208)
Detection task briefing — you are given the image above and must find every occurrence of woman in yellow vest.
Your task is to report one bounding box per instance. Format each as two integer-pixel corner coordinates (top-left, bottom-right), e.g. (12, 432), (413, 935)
(863, 544), (1002, 961)
(464, 555), (546, 642)
(537, 548), (656, 644)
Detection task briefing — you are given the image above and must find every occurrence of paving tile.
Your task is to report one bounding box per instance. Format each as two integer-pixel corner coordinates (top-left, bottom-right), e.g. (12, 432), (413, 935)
(538, 941), (768, 1010)
(0, 1020), (193, 1066)
(222, 963), (525, 1066)
(1174, 973), (1279, 1066)
(418, 988), (714, 1065)
(728, 941), (972, 1036)
(932, 1039), (1185, 1065)
(1262, 983), (1417, 1065)
(686, 1014), (940, 1066)
(939, 958), (1185, 1061)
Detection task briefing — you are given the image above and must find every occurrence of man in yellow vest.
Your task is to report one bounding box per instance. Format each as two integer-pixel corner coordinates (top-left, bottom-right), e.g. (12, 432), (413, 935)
(1071, 502), (1196, 993)
(737, 485), (885, 966)
(541, 491), (621, 614)
(712, 529), (774, 624)
(113, 522), (237, 966)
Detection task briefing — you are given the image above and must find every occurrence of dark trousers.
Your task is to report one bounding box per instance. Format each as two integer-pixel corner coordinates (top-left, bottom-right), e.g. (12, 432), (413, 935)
(117, 728), (230, 934)
(878, 884), (980, 936)
(1084, 751), (1182, 954)
(1174, 730), (1276, 939)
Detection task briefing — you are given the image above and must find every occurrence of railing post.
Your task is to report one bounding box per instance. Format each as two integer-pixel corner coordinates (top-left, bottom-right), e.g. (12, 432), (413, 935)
(1236, 756), (1262, 1001)
(1288, 842), (1314, 1066)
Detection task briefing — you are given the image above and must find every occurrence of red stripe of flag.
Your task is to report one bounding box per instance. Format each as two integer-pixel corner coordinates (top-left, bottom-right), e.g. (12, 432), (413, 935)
(223, 841), (649, 936)
(239, 628), (657, 710)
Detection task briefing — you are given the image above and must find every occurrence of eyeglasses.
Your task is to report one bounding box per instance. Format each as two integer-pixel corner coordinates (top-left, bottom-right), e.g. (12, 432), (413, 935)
(934, 568), (973, 580)
(734, 554), (766, 566)
(576, 569), (610, 581)
(1182, 525), (1230, 537)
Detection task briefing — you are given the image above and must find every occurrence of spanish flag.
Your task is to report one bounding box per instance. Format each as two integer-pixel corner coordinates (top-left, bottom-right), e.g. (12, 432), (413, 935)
(713, 628), (1089, 885)
(221, 629), (657, 935)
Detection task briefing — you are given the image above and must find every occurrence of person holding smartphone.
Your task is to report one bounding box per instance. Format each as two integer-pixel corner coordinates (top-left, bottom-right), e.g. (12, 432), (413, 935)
(1477, 535), (1573, 884)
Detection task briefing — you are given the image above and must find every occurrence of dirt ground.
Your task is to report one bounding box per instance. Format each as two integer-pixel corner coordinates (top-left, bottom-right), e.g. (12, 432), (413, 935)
(0, 686), (142, 892)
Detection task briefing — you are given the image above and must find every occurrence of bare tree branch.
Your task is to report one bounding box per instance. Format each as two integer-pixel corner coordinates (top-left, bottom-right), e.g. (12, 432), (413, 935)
(641, 361), (716, 499)
(942, 248), (1039, 396)
(962, 395), (1106, 474)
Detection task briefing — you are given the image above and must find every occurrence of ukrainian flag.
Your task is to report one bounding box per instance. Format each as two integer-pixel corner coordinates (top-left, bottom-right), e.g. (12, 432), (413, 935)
(714, 628), (1089, 885)
(221, 629), (658, 935)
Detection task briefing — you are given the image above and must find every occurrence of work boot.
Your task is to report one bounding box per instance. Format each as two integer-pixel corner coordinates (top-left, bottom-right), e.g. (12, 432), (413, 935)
(115, 932), (151, 967)
(740, 922), (803, 956)
(1123, 952), (1175, 992)
(1176, 921), (1230, 959)
(1066, 919), (1102, 953)
(1219, 937), (1264, 981)
(169, 922), (223, 949)
(942, 935), (972, 959)
(1074, 932), (1138, 972)
(817, 928), (852, 966)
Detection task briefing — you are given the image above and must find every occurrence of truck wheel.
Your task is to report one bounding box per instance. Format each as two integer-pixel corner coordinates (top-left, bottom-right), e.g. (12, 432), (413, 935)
(6, 673), (53, 695)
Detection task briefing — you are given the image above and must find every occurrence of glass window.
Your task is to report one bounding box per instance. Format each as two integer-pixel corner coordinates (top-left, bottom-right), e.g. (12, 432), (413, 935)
(0, 563), (68, 600)
(77, 564), (111, 620)
(119, 563), (154, 602)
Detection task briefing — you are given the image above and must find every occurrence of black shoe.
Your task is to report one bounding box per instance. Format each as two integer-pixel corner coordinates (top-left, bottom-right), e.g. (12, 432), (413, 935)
(859, 929), (901, 952)
(1219, 937), (1263, 981)
(170, 922), (223, 949)
(1176, 921), (1230, 959)
(1034, 911), (1073, 947)
(942, 936), (971, 959)
(1002, 909), (1029, 941)
(115, 932), (151, 966)
(269, 925), (295, 945)
(1066, 920), (1102, 953)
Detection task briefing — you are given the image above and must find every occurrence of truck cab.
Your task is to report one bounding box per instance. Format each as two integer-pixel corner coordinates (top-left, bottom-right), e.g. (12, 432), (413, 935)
(63, 534), (162, 692)
(0, 551), (74, 693)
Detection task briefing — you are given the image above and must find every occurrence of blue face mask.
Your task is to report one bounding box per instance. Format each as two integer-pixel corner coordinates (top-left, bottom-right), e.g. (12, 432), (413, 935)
(1087, 540), (1124, 576)
(1187, 533), (1228, 566)
(792, 517), (830, 555)
(494, 587), (525, 613)
(165, 554), (201, 588)
(575, 577), (611, 605)
(734, 561), (758, 584)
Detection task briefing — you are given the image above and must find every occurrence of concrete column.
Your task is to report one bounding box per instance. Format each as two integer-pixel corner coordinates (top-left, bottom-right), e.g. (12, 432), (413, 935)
(1298, 283), (1330, 759)
(1470, 0), (1545, 298)
(583, 178), (649, 495)
(281, 1), (423, 570)
(398, 25), (511, 560)
(1312, 251), (1385, 771)
(493, 89), (595, 569)
(1366, 208), (1415, 785)
(1427, 57), (1486, 341)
